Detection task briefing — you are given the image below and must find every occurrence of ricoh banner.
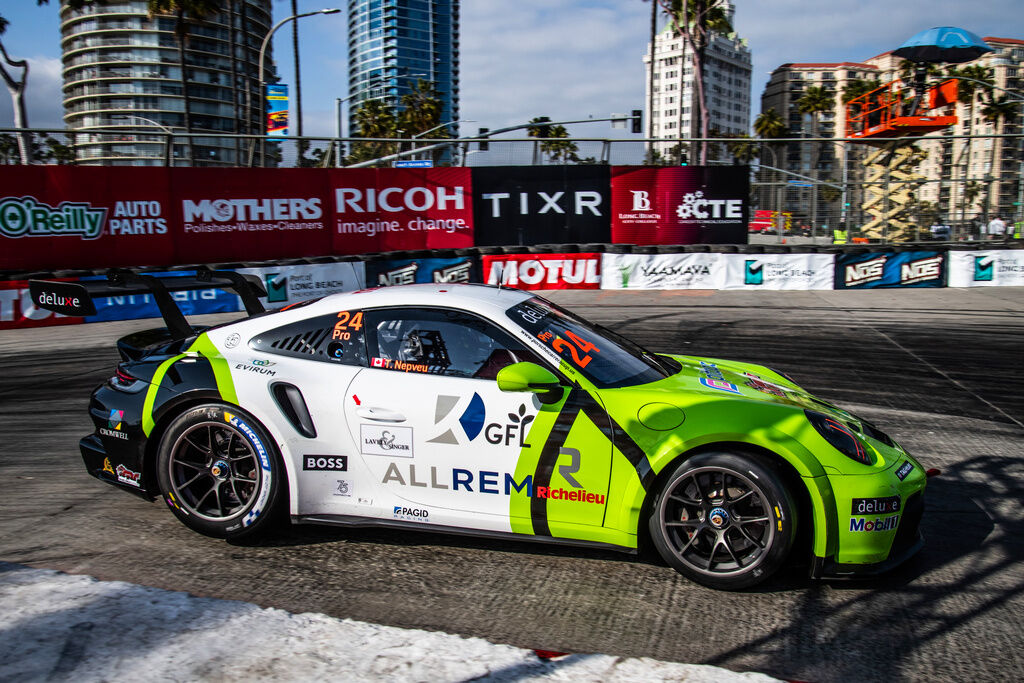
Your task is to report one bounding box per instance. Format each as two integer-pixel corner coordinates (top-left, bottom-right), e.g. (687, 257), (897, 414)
(601, 253), (725, 290)
(947, 250), (1024, 287)
(482, 253), (601, 290)
(722, 254), (835, 290)
(835, 251), (946, 289)
(471, 166), (610, 246)
(330, 168), (473, 254)
(610, 166), (749, 245)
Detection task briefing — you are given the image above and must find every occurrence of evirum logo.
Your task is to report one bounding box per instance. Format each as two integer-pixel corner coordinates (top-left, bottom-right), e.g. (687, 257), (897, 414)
(0, 197), (106, 239)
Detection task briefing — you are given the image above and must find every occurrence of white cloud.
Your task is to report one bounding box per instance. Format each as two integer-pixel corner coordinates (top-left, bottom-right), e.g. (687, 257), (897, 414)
(0, 56), (64, 130)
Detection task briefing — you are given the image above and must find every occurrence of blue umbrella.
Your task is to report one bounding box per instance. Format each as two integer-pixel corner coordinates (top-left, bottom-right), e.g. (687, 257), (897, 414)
(893, 26), (993, 64)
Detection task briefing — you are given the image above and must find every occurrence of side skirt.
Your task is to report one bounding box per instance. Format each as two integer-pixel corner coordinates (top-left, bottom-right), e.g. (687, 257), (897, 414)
(292, 514), (638, 555)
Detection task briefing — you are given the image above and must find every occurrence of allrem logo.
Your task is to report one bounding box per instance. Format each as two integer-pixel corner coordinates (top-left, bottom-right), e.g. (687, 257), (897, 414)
(0, 197), (106, 239)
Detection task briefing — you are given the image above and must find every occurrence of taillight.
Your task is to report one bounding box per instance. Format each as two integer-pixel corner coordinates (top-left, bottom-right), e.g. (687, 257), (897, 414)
(805, 410), (873, 465)
(113, 365), (139, 387)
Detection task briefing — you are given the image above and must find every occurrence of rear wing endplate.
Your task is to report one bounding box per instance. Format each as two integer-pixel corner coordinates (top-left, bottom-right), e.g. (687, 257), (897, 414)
(29, 268), (267, 340)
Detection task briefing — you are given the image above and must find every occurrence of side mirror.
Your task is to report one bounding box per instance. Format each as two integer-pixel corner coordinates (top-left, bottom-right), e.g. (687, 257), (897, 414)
(496, 362), (564, 404)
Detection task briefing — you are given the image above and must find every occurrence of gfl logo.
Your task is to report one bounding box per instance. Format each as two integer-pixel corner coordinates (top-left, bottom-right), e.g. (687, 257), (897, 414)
(630, 191), (651, 211)
(484, 404), (534, 447)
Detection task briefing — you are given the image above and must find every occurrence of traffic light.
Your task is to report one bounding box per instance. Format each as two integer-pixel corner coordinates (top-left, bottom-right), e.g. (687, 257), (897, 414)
(631, 109), (642, 134)
(478, 127), (489, 151)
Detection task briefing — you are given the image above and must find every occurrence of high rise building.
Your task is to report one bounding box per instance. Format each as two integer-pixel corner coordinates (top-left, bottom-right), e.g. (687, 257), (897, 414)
(60, 0), (271, 166)
(643, 1), (752, 161)
(346, 0), (460, 136)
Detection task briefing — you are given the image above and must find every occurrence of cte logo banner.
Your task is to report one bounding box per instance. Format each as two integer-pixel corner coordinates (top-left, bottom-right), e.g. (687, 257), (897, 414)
(610, 166), (749, 245)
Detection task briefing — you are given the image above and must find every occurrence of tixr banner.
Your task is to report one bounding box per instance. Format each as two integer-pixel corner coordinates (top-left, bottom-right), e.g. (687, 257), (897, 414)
(471, 166), (610, 246)
(610, 166), (749, 245)
(835, 251), (946, 289)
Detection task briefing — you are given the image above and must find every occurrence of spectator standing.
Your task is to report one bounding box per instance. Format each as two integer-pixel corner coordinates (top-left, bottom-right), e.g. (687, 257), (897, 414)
(987, 215), (1007, 241)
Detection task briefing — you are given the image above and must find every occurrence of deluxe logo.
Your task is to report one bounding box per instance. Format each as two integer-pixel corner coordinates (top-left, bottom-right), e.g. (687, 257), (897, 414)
(35, 291), (81, 309)
(631, 190), (651, 211)
(675, 191), (743, 220)
(428, 393), (485, 445)
(378, 262), (418, 286)
(744, 260), (764, 285)
(336, 186), (465, 213)
(900, 255), (943, 285)
(479, 190), (602, 217)
(973, 255), (994, 282)
(844, 255), (887, 287)
(360, 425), (413, 457)
(182, 198), (322, 222)
(432, 261), (471, 283)
(0, 197), (106, 239)
(486, 258), (600, 287)
(849, 515), (900, 532)
(851, 496), (901, 516)
(303, 455), (348, 471)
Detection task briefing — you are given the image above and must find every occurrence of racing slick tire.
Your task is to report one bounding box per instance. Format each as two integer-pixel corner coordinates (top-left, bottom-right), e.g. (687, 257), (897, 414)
(648, 451), (797, 590)
(156, 403), (285, 540)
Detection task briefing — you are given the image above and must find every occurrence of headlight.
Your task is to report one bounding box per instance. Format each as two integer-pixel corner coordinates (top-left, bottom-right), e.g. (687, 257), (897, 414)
(805, 410), (873, 465)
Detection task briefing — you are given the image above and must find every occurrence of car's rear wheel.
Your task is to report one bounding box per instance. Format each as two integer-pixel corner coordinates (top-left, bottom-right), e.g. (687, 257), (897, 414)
(156, 403), (284, 539)
(649, 451), (796, 590)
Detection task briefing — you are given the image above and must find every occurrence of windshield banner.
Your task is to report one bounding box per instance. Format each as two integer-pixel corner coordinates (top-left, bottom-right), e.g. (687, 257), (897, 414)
(482, 253), (601, 290)
(601, 252), (725, 290)
(722, 254), (835, 290)
(947, 250), (1024, 287)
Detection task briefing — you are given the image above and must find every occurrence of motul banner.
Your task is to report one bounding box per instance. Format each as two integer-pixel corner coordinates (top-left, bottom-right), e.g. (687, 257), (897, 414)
(481, 253), (601, 290)
(610, 166), (749, 245)
(471, 166), (610, 246)
(329, 167), (473, 254)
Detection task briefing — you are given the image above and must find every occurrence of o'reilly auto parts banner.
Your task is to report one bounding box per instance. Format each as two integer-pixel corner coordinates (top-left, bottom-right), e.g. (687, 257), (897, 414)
(330, 167), (473, 254)
(722, 254), (835, 290)
(947, 250), (1024, 287)
(610, 166), (749, 245)
(236, 263), (366, 309)
(0, 166), (176, 271)
(471, 166), (610, 246)
(601, 253), (725, 290)
(366, 256), (477, 286)
(482, 253), (601, 290)
(835, 251), (946, 289)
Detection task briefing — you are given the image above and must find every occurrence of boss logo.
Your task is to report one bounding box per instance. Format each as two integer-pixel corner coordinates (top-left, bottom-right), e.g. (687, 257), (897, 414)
(303, 455), (348, 471)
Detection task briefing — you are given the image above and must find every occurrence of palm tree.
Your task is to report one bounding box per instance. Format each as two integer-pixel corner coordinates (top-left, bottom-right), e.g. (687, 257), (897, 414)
(657, 0), (732, 164)
(527, 117), (580, 164)
(947, 64), (994, 223)
(980, 95), (1019, 219)
(754, 108), (787, 230)
(797, 86), (835, 230)
(147, 1), (221, 165)
(398, 80), (445, 139)
(347, 99), (398, 165)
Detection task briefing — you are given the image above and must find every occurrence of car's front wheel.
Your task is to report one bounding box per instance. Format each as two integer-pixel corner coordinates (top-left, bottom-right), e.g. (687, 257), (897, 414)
(156, 403), (284, 539)
(649, 451), (796, 590)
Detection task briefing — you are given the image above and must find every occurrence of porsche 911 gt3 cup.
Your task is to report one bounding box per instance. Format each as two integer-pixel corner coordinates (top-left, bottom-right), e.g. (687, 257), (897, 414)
(31, 271), (927, 589)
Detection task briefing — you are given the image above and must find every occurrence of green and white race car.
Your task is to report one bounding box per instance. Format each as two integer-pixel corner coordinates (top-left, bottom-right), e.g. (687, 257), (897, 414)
(34, 276), (927, 589)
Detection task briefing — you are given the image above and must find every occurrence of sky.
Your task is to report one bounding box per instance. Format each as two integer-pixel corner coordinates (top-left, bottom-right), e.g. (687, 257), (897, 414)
(2, 0), (1024, 140)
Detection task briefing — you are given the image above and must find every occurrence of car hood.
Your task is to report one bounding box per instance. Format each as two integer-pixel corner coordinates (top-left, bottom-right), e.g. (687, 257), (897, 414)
(642, 353), (854, 419)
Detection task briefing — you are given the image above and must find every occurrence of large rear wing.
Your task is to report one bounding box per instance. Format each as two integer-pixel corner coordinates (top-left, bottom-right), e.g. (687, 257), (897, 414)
(29, 268), (267, 340)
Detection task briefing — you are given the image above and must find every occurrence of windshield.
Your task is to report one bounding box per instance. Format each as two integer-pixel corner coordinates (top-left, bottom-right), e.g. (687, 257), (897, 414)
(505, 297), (671, 389)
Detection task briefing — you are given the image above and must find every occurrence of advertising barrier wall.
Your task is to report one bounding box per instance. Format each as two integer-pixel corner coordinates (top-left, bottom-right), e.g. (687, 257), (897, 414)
(365, 256), (476, 286)
(834, 251), (946, 289)
(947, 250), (1024, 287)
(236, 263), (366, 309)
(471, 166), (610, 246)
(721, 254), (835, 290)
(610, 166), (749, 245)
(601, 253), (725, 290)
(481, 253), (601, 290)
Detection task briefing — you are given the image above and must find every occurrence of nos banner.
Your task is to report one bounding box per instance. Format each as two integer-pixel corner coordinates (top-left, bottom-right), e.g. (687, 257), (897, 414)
(481, 253), (601, 290)
(610, 166), (749, 245)
(835, 251), (946, 289)
(471, 166), (610, 246)
(366, 256), (477, 286)
(947, 250), (1024, 287)
(330, 167), (474, 254)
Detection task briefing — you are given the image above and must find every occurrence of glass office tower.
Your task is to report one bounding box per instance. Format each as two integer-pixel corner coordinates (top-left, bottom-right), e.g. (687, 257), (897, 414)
(347, 0), (460, 136)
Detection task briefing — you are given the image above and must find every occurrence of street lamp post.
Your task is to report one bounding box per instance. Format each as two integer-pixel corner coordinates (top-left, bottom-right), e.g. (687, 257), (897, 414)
(334, 72), (426, 166)
(112, 114), (175, 166)
(250, 8), (341, 167)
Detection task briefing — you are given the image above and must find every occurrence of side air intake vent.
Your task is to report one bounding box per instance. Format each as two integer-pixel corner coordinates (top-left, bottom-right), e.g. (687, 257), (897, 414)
(270, 382), (317, 439)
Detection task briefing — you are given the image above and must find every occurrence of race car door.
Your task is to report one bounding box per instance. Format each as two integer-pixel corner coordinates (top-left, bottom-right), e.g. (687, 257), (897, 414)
(343, 306), (613, 535)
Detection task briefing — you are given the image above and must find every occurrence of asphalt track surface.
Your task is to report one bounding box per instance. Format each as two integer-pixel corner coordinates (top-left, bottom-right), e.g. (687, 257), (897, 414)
(1, 288), (1022, 683)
